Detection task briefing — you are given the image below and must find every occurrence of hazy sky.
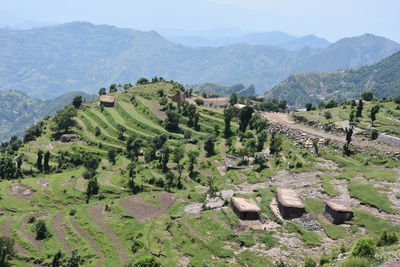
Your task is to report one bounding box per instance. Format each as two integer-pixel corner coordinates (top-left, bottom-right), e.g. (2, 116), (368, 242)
(1, 0), (399, 42)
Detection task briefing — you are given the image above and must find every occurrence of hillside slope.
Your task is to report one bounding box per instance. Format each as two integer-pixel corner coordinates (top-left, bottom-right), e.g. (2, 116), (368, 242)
(0, 22), (399, 98)
(266, 51), (400, 106)
(0, 90), (94, 141)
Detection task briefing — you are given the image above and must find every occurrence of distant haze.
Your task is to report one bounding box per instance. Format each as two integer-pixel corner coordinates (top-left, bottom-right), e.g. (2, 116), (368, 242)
(0, 0), (399, 42)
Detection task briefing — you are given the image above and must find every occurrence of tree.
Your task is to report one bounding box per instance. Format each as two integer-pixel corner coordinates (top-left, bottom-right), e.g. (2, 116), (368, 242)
(108, 149), (116, 165)
(98, 88), (106, 96)
(254, 153), (268, 169)
(72, 96), (83, 109)
(349, 109), (356, 126)
(256, 131), (268, 152)
(44, 151), (50, 173)
(370, 105), (380, 126)
(249, 113), (268, 133)
(52, 105), (77, 133)
(269, 131), (283, 155)
(109, 84), (117, 93)
(324, 111), (332, 122)
(52, 250), (63, 267)
(361, 91), (373, 101)
(343, 126), (354, 156)
(136, 77), (149, 85)
(0, 236), (15, 267)
(238, 106), (254, 132)
(187, 150), (199, 177)
(0, 156), (17, 180)
(305, 102), (316, 111)
(94, 126), (101, 136)
(165, 171), (175, 191)
(164, 111), (180, 132)
(159, 146), (170, 172)
(351, 237), (376, 258)
(86, 178), (99, 203)
(66, 250), (83, 267)
(204, 136), (215, 157)
(356, 100), (363, 118)
(37, 150), (43, 172)
(127, 162), (140, 193)
(35, 220), (49, 240)
(229, 93), (238, 105)
(223, 107), (235, 138)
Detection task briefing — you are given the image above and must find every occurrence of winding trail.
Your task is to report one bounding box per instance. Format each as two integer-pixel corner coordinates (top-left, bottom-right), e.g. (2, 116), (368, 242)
(52, 213), (72, 254)
(20, 212), (47, 250)
(88, 204), (127, 265)
(1, 218), (27, 256)
(69, 218), (104, 267)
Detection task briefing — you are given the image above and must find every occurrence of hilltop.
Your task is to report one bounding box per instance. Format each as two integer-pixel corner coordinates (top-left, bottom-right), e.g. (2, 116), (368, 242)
(0, 22), (399, 98)
(266, 51), (400, 106)
(0, 80), (399, 266)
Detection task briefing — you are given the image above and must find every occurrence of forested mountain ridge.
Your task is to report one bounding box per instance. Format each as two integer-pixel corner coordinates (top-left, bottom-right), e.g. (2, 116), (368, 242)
(0, 22), (399, 98)
(266, 51), (400, 106)
(0, 90), (94, 141)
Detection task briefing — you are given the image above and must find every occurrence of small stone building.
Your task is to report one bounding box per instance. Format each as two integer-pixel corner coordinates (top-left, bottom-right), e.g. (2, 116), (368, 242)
(276, 188), (305, 219)
(60, 134), (78, 142)
(99, 95), (115, 107)
(324, 200), (353, 224)
(231, 197), (261, 220)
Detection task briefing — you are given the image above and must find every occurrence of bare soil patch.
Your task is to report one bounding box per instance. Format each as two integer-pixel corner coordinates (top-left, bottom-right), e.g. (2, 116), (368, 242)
(37, 180), (49, 189)
(120, 192), (176, 223)
(88, 204), (127, 265)
(10, 183), (35, 198)
(70, 218), (104, 267)
(52, 213), (72, 254)
(20, 212), (47, 250)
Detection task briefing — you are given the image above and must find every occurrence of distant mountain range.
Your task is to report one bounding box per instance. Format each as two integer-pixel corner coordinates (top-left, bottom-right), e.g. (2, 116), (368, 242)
(266, 51), (400, 106)
(0, 22), (399, 99)
(0, 90), (94, 141)
(163, 31), (331, 50)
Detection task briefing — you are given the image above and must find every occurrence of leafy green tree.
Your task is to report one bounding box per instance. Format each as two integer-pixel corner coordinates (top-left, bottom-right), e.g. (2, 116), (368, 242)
(349, 109), (356, 126)
(108, 149), (116, 165)
(44, 151), (50, 173)
(72, 96), (83, 109)
(35, 220), (49, 240)
(305, 102), (316, 111)
(136, 77), (149, 85)
(98, 88), (106, 96)
(223, 107), (235, 138)
(66, 250), (83, 267)
(94, 126), (101, 136)
(356, 100), (363, 117)
(52, 250), (63, 267)
(52, 105), (77, 133)
(86, 178), (99, 203)
(238, 106), (254, 132)
(269, 131), (283, 155)
(165, 171), (176, 191)
(370, 105), (380, 125)
(249, 113), (268, 133)
(324, 111), (332, 122)
(361, 91), (373, 101)
(351, 237), (376, 258)
(0, 236), (15, 267)
(159, 146), (170, 172)
(343, 126), (354, 156)
(164, 111), (180, 132)
(229, 93), (238, 105)
(204, 136), (216, 157)
(37, 150), (44, 172)
(127, 162), (140, 193)
(256, 131), (268, 152)
(187, 150), (199, 177)
(109, 84), (117, 93)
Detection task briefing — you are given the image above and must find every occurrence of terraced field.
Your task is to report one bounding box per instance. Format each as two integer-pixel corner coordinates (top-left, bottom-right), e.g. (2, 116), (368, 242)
(1, 81), (399, 266)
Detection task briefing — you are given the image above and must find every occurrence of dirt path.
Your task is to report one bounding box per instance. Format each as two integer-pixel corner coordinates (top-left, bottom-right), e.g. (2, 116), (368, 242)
(52, 214), (72, 254)
(88, 204), (127, 265)
(20, 213), (47, 250)
(69, 218), (104, 267)
(1, 218), (27, 256)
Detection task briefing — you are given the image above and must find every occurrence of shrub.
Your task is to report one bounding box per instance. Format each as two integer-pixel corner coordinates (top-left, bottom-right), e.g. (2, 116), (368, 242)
(319, 252), (330, 266)
(69, 209), (76, 216)
(195, 98), (205, 105)
(351, 237), (376, 258)
(339, 257), (369, 267)
(370, 129), (379, 140)
(130, 255), (160, 267)
(377, 231), (398, 247)
(304, 256), (317, 267)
